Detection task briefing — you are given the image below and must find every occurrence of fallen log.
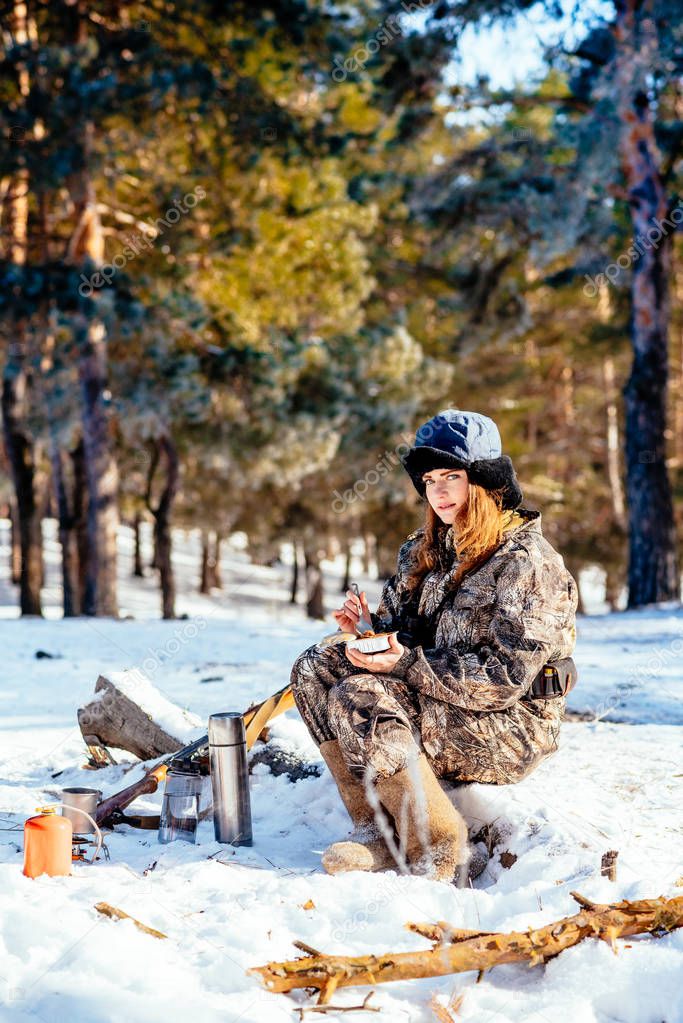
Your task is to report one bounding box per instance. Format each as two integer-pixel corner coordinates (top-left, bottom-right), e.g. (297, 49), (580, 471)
(78, 671), (201, 761)
(78, 671), (298, 764)
(249, 743), (322, 782)
(249, 892), (683, 1004)
(91, 683), (301, 828)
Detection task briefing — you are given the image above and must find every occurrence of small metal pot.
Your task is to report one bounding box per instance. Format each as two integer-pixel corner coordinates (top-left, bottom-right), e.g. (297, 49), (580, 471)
(61, 787), (102, 835)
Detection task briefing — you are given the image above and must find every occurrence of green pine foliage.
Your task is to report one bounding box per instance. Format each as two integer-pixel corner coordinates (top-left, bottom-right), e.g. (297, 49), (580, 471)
(1, 0), (681, 615)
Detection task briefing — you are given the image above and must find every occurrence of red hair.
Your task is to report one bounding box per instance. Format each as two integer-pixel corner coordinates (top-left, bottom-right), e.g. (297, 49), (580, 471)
(405, 478), (510, 596)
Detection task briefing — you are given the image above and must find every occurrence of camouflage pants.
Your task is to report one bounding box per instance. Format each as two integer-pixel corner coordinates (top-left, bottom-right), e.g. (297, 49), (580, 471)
(290, 642), (560, 783)
(290, 643), (424, 779)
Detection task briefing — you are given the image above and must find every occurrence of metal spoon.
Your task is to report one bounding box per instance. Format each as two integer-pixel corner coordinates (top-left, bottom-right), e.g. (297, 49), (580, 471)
(318, 582), (374, 649)
(349, 582), (374, 635)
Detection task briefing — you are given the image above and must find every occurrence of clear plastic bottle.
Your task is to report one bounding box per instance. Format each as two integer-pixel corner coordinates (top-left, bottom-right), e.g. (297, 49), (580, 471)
(158, 765), (204, 844)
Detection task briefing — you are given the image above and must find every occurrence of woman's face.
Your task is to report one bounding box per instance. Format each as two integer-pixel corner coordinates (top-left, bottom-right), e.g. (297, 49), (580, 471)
(422, 467), (469, 524)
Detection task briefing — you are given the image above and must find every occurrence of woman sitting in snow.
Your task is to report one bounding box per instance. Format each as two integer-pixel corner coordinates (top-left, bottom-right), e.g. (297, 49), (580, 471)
(290, 409), (578, 884)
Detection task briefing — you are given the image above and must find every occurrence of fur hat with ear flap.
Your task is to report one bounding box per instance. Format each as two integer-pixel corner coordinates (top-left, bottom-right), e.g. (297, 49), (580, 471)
(401, 409), (524, 511)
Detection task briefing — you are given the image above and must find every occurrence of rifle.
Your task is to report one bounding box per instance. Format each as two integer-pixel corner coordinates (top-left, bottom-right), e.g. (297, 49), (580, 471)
(94, 682), (295, 829)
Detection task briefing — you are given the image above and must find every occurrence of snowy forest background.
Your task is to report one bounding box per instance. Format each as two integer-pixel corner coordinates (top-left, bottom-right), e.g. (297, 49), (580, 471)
(2, 5), (683, 1023)
(1, 0), (683, 622)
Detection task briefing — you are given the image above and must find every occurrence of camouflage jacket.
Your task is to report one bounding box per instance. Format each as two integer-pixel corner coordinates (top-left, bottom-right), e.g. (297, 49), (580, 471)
(373, 506), (578, 725)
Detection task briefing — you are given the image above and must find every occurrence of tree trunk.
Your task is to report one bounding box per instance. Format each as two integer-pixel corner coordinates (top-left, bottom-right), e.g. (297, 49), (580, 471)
(212, 531), (223, 589)
(133, 512), (144, 577)
(50, 446), (80, 617)
(615, 3), (679, 606)
(362, 532), (374, 575)
(9, 500), (21, 585)
(341, 541), (351, 593)
(198, 528), (220, 593)
(76, 316), (120, 616)
(673, 257), (683, 474)
(602, 355), (627, 531)
(150, 534), (159, 571)
(41, 298), (79, 617)
(1, 28), (41, 616)
(39, 479), (50, 591)
(71, 438), (90, 611)
(2, 347), (43, 616)
(559, 360), (575, 482)
(147, 435), (179, 620)
(64, 23), (118, 616)
(199, 529), (211, 593)
(303, 542), (325, 620)
(289, 539), (299, 604)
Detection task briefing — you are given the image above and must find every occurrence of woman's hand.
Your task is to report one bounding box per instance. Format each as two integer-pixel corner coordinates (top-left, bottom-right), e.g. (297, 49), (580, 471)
(344, 632), (405, 673)
(332, 588), (372, 635)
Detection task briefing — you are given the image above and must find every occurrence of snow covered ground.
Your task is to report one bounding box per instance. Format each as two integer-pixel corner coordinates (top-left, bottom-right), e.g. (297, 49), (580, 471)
(0, 520), (681, 1023)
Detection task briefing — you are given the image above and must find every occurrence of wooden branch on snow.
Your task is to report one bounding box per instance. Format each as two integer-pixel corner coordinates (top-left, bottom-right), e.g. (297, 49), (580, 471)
(95, 902), (167, 939)
(249, 893), (683, 1004)
(296, 990), (382, 1014)
(296, 992), (380, 1017)
(293, 941), (324, 957)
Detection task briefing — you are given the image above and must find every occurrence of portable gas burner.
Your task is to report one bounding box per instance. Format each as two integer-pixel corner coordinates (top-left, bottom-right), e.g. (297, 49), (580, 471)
(72, 833), (109, 862)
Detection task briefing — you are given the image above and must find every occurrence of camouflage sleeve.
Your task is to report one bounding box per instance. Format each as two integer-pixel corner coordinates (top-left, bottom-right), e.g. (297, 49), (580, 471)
(397, 550), (577, 712)
(371, 574), (401, 629)
(371, 531), (422, 630)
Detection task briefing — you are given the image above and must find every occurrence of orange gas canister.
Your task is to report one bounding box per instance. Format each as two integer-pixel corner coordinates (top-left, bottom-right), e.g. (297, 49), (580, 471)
(23, 807), (73, 878)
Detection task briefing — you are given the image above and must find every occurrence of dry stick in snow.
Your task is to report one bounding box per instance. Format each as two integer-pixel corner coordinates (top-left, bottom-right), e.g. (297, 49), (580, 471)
(293, 941), (324, 958)
(296, 992), (380, 1018)
(249, 893), (683, 1005)
(94, 902), (167, 939)
(601, 850), (619, 882)
(429, 992), (464, 1023)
